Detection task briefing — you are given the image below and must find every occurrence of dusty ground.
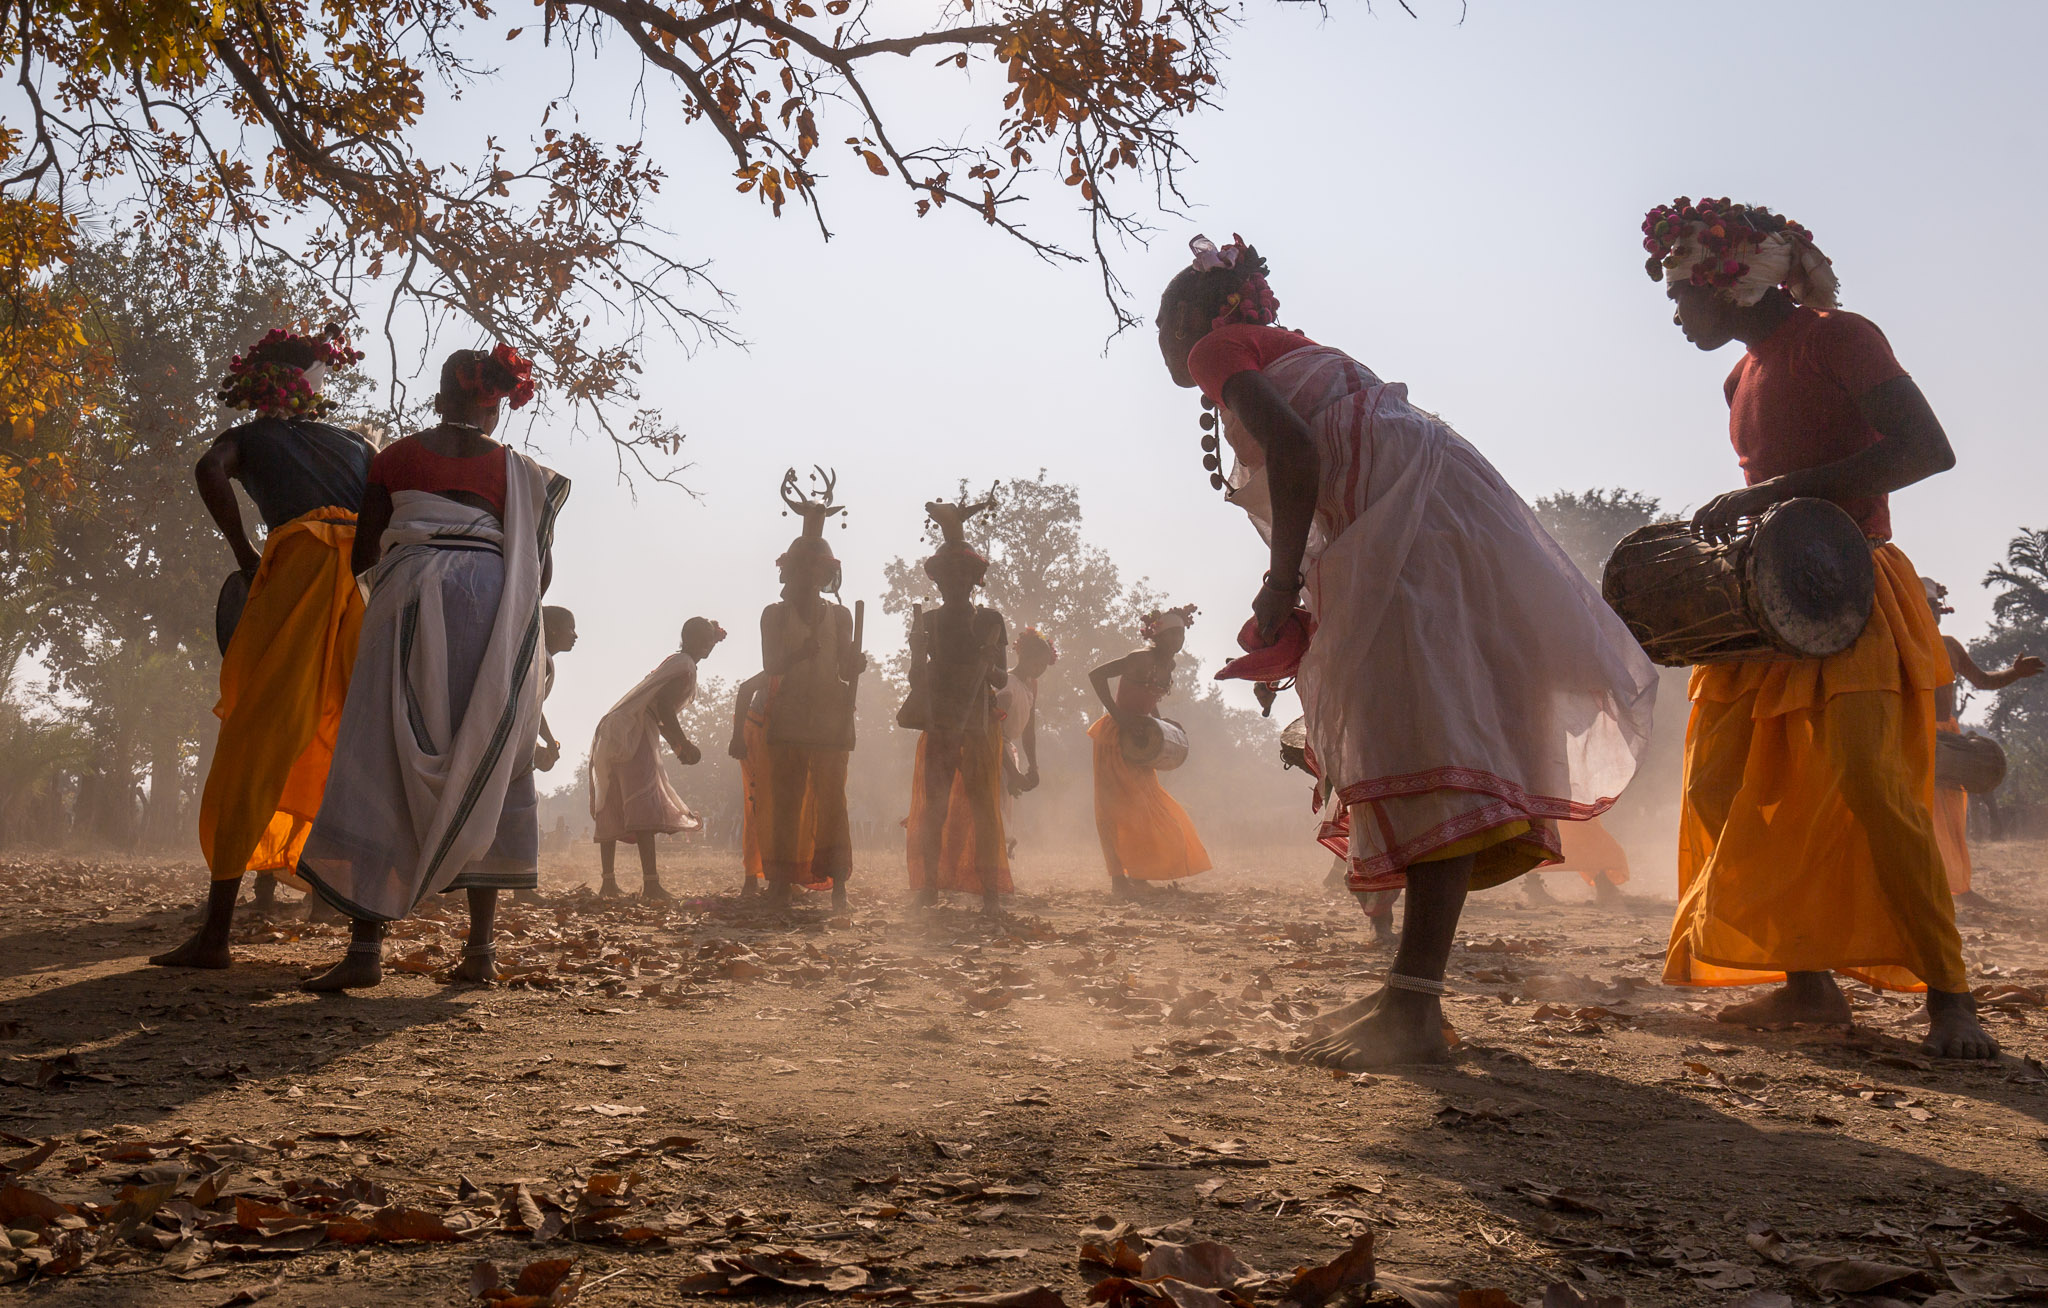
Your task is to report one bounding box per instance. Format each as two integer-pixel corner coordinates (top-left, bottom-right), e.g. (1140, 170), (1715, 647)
(4, 838), (2048, 1307)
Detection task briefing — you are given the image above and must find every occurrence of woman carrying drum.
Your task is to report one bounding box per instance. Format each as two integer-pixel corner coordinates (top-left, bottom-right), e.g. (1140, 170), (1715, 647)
(1157, 235), (1657, 1068)
(1086, 606), (1212, 898)
(1646, 196), (1995, 1059)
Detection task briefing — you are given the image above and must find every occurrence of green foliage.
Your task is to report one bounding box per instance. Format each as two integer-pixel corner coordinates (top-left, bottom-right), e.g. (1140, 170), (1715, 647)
(1529, 487), (1674, 584)
(1971, 527), (2048, 814)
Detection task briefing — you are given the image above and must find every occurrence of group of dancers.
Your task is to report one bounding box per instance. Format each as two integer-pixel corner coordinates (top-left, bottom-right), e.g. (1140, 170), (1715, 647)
(151, 195), (2022, 1065)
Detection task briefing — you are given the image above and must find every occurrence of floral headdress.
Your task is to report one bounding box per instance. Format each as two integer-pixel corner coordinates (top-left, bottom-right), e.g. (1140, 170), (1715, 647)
(1640, 197), (1838, 309)
(1016, 626), (1058, 663)
(1188, 233), (1280, 330)
(684, 617), (729, 649)
(217, 325), (363, 420)
(449, 343), (537, 410)
(1141, 604), (1198, 641)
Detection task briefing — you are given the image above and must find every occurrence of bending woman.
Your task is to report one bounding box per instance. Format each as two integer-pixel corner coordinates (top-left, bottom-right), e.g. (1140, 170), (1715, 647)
(1157, 235), (1655, 1066)
(1087, 606), (1212, 897)
(299, 346), (570, 991)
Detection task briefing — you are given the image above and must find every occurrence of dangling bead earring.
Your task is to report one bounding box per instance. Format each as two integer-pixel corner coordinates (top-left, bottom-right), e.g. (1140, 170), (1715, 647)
(1199, 396), (1225, 493)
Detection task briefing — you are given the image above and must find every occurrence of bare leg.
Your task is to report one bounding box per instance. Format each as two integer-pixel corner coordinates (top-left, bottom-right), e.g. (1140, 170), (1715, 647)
(639, 838), (670, 901)
(740, 872), (759, 898)
(455, 887), (498, 983)
(250, 872), (279, 916)
(1521, 873), (1556, 906)
(1294, 853), (1472, 1069)
(913, 733), (962, 909)
(150, 878), (241, 969)
(1925, 988), (1999, 1059)
(305, 893), (344, 924)
(767, 879), (793, 909)
(1593, 871), (1624, 907)
(302, 918), (385, 992)
(599, 840), (622, 897)
(831, 876), (848, 913)
(1717, 970), (1853, 1027)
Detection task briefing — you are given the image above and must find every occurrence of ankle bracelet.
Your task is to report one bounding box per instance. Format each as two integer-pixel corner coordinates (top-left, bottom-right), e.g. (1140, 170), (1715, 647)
(462, 943), (496, 960)
(1385, 971), (1448, 996)
(345, 940), (383, 958)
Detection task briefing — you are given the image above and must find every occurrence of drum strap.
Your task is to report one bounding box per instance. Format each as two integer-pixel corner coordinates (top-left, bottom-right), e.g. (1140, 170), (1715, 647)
(1386, 972), (1448, 997)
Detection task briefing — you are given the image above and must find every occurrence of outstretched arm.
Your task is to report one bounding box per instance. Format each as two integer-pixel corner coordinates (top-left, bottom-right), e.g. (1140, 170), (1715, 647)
(194, 435), (262, 576)
(1695, 377), (1955, 541)
(1219, 370), (1322, 639)
(1947, 633), (2046, 691)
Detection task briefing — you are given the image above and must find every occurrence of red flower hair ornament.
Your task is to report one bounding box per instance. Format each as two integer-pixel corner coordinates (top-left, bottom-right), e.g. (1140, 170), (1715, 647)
(451, 343), (538, 410)
(217, 325), (364, 420)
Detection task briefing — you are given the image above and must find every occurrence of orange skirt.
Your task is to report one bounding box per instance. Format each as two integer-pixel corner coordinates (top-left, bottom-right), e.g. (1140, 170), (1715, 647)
(905, 719), (1012, 895)
(1932, 719), (1971, 895)
(1088, 715), (1211, 882)
(1665, 544), (1964, 993)
(197, 509), (363, 886)
(1551, 815), (1630, 888)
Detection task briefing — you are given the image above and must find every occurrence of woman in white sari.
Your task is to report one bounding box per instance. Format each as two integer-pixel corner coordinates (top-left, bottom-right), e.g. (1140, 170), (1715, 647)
(1158, 236), (1656, 1066)
(299, 346), (570, 991)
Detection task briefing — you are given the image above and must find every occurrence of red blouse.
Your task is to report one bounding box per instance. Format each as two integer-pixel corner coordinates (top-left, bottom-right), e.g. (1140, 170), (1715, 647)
(1188, 323), (1318, 404)
(368, 435), (509, 518)
(1723, 307), (1909, 540)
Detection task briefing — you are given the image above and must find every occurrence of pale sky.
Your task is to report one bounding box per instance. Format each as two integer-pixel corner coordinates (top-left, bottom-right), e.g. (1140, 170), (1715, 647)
(508, 1), (2046, 772)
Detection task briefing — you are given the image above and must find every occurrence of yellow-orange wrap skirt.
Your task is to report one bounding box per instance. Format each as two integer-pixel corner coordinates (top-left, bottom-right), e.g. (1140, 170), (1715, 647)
(906, 720), (1012, 896)
(197, 508), (363, 887)
(1088, 715), (1212, 882)
(1552, 815), (1630, 888)
(1933, 718), (1971, 896)
(1666, 543), (1964, 994)
(740, 683), (845, 890)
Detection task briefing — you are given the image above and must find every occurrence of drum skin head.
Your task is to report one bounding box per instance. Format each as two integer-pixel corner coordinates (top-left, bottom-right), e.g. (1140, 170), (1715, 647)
(1746, 498), (1875, 660)
(215, 570), (251, 656)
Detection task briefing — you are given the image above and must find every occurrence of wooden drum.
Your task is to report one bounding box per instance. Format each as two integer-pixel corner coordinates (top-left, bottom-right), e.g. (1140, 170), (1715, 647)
(1601, 498), (1875, 668)
(1279, 716), (1312, 774)
(1121, 716), (1190, 771)
(1936, 730), (2008, 794)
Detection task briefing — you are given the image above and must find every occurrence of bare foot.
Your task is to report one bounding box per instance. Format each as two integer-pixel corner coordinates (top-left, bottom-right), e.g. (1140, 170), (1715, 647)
(301, 949), (383, 993)
(1367, 914), (1397, 948)
(512, 889), (542, 905)
(1716, 974), (1851, 1028)
(599, 877), (623, 899)
(1110, 875), (1151, 901)
(1291, 989), (1452, 1069)
(831, 883), (849, 913)
(1923, 990), (2000, 1060)
(1522, 874), (1557, 907)
(913, 886), (939, 910)
(1307, 989), (1385, 1034)
(739, 877), (759, 899)
(148, 932), (231, 970)
(643, 879), (673, 903)
(1593, 876), (1625, 908)
(1954, 890), (1998, 913)
(767, 882), (793, 910)
(454, 950), (497, 985)
(981, 893), (1002, 917)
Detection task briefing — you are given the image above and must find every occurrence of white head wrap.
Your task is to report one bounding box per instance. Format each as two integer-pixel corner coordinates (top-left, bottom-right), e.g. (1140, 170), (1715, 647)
(1663, 229), (1839, 309)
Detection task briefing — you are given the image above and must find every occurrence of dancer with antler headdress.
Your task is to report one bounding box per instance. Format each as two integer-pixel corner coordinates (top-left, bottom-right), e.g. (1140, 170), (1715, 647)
(152, 325), (375, 969)
(736, 468), (865, 911)
(589, 617), (728, 901)
(902, 489), (1012, 913)
(1087, 605), (1211, 896)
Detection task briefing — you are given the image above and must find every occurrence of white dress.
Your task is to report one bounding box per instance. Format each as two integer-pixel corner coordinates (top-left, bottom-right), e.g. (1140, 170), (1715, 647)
(1223, 344), (1657, 890)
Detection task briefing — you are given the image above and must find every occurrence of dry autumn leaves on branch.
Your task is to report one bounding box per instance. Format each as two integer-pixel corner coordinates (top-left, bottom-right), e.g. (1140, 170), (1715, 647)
(0, 0), (1244, 516)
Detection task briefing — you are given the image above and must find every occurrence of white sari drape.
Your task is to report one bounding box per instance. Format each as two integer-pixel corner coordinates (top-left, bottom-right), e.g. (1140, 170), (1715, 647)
(301, 453), (570, 920)
(1223, 345), (1657, 887)
(588, 651), (701, 841)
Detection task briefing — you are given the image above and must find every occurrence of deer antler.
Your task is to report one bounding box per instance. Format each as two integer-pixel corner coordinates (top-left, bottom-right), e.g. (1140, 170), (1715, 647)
(780, 467), (809, 516)
(813, 465), (837, 507)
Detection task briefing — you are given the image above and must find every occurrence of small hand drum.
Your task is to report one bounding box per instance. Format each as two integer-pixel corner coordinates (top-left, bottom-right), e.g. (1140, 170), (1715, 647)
(1121, 715), (1190, 771)
(1936, 730), (2007, 794)
(1601, 498), (1875, 667)
(215, 570), (251, 656)
(1279, 716), (1311, 773)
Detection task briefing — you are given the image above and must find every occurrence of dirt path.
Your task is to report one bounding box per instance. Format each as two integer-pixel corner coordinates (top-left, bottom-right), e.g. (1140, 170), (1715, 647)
(4, 841), (2046, 1306)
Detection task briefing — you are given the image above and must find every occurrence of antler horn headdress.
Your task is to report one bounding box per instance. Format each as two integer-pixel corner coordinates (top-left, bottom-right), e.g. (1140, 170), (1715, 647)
(777, 466), (846, 593)
(923, 485), (997, 587)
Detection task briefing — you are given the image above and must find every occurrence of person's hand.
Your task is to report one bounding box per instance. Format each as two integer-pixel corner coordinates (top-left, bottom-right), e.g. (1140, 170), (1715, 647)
(727, 731), (749, 761)
(677, 741), (703, 766)
(1251, 580), (1298, 644)
(533, 740), (561, 772)
(842, 650), (869, 678)
(234, 546), (262, 579)
(1021, 767), (1040, 793)
(1691, 482), (1785, 545)
(2015, 655), (2046, 679)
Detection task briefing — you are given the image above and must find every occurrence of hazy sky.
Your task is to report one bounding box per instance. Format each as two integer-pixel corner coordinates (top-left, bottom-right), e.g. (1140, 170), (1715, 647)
(399, 1), (2048, 771)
